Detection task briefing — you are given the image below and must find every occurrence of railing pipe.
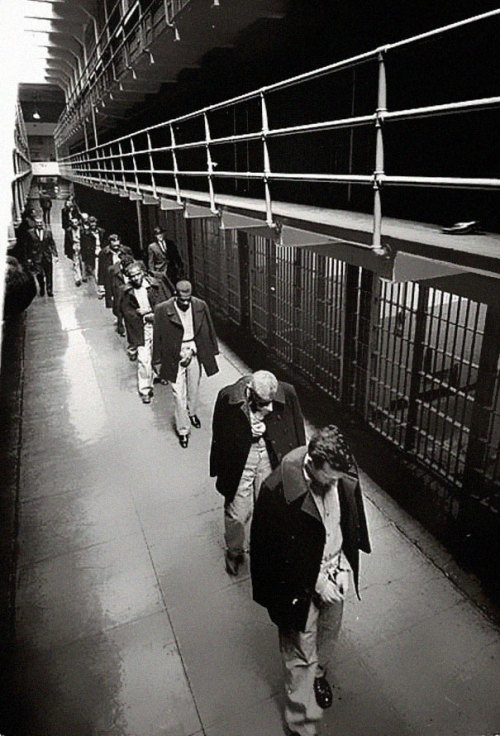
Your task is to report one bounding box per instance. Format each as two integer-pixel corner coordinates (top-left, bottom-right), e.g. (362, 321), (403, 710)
(261, 92), (274, 227)
(204, 113), (217, 212)
(372, 49), (387, 251)
(170, 124), (182, 204)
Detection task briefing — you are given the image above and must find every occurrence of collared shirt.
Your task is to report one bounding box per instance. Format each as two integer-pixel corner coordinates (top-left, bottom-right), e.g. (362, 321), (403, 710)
(157, 237), (166, 253)
(133, 284), (151, 314)
(72, 228), (81, 251)
(111, 251), (120, 265)
(92, 230), (101, 248)
(175, 301), (196, 352)
(304, 464), (345, 580)
(37, 228), (44, 240)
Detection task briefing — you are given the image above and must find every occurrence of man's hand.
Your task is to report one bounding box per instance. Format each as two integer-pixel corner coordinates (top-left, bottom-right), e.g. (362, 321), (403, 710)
(143, 312), (154, 324)
(335, 570), (350, 598)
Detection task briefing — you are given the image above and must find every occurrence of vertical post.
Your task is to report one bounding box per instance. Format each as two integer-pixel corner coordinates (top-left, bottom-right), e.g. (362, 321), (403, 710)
(341, 265), (360, 406)
(204, 113), (216, 212)
(314, 255), (327, 386)
(372, 49), (387, 250)
(261, 92), (274, 227)
(185, 218), (195, 283)
(146, 132), (157, 199)
(130, 138), (140, 194)
(136, 200), (144, 254)
(237, 230), (251, 332)
(91, 103), (99, 147)
(118, 142), (127, 191)
(405, 285), (429, 450)
(170, 124), (182, 204)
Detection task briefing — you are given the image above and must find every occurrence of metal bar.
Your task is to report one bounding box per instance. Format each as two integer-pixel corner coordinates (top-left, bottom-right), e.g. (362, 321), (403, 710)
(130, 138), (140, 193)
(382, 175), (500, 190)
(204, 112), (216, 212)
(372, 50), (387, 250)
(261, 92), (274, 226)
(170, 123), (182, 203)
(384, 96), (500, 122)
(388, 8), (500, 52)
(147, 131), (157, 198)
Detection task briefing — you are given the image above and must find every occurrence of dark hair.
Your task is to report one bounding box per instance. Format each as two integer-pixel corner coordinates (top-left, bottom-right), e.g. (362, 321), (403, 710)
(308, 425), (355, 474)
(121, 254), (135, 269)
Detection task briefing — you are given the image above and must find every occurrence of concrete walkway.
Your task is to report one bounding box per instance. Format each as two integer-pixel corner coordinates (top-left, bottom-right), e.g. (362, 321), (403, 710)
(15, 206), (500, 736)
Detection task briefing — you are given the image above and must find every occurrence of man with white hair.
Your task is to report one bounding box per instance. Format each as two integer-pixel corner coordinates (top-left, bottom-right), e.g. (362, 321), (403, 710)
(210, 370), (306, 575)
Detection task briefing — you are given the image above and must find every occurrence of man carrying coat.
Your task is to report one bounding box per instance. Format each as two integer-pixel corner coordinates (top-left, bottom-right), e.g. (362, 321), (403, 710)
(250, 425), (371, 736)
(210, 370), (306, 575)
(153, 280), (219, 447)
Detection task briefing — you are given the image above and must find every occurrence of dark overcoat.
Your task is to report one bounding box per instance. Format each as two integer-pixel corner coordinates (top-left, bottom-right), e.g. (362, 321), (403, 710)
(147, 239), (183, 284)
(250, 446), (371, 632)
(26, 227), (58, 266)
(210, 377), (306, 503)
(153, 296), (219, 382)
(81, 226), (106, 270)
(120, 277), (168, 347)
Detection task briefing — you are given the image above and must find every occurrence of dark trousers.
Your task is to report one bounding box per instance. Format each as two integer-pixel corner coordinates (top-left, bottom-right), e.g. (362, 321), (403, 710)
(41, 208), (51, 225)
(35, 258), (53, 295)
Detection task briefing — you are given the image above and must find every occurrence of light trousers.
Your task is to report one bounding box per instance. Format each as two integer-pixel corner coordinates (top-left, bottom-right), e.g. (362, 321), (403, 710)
(73, 249), (83, 284)
(137, 323), (153, 396)
(279, 598), (343, 736)
(95, 254), (105, 296)
(170, 355), (201, 435)
(224, 439), (272, 557)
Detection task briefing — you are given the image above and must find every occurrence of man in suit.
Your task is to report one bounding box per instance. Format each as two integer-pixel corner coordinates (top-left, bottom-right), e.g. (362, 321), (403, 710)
(87, 216), (106, 295)
(98, 234), (125, 307)
(210, 370), (306, 575)
(147, 226), (183, 288)
(26, 214), (58, 296)
(153, 280), (219, 447)
(121, 261), (168, 404)
(250, 426), (371, 736)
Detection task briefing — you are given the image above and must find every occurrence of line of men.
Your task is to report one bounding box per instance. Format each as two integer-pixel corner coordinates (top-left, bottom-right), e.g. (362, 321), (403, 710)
(62, 198), (220, 450)
(210, 371), (371, 736)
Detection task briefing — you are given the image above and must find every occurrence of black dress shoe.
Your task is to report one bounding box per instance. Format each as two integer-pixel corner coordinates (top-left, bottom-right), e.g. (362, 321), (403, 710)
(314, 676), (333, 709)
(47, 291), (54, 297)
(179, 435), (189, 448)
(189, 414), (201, 428)
(141, 394), (151, 404)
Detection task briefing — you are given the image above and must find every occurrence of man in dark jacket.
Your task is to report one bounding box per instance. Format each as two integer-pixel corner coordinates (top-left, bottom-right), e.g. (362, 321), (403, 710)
(250, 425), (370, 736)
(98, 234), (125, 307)
(153, 280), (219, 447)
(121, 261), (167, 403)
(26, 214), (58, 296)
(210, 370), (306, 575)
(147, 226), (183, 287)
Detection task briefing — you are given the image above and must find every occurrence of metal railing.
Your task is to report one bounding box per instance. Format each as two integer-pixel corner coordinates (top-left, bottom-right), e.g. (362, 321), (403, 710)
(59, 9), (500, 253)
(54, 0), (190, 148)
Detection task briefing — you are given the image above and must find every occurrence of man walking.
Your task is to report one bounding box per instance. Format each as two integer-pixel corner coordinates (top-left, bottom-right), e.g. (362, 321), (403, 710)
(26, 214), (58, 296)
(210, 370), (305, 575)
(153, 280), (219, 447)
(147, 226), (183, 287)
(65, 215), (84, 286)
(250, 425), (371, 736)
(120, 261), (166, 404)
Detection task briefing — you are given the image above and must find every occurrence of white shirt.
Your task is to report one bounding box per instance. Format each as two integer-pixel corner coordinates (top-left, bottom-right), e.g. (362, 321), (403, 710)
(175, 301), (196, 352)
(134, 284), (151, 314)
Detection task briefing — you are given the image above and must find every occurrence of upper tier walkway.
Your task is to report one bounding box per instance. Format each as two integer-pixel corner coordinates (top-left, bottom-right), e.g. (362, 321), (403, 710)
(12, 202), (500, 736)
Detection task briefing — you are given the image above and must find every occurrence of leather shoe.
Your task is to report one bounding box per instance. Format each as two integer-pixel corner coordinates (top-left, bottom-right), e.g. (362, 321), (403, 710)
(225, 552), (243, 576)
(179, 435), (189, 448)
(189, 414), (201, 428)
(47, 291), (54, 297)
(141, 394), (151, 404)
(314, 676), (333, 709)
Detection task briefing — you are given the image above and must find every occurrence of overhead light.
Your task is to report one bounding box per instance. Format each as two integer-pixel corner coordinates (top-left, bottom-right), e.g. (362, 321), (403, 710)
(32, 97), (41, 119)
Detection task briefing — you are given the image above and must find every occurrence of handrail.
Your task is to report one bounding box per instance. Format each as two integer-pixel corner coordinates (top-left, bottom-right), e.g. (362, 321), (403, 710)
(59, 9), (500, 251)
